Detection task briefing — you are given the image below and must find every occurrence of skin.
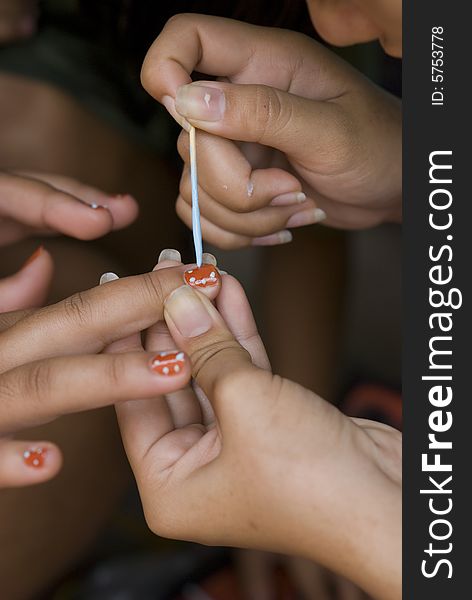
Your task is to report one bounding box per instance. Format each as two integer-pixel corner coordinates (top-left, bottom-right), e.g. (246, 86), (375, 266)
(141, 14), (402, 247)
(306, 0), (402, 58)
(113, 266), (402, 600)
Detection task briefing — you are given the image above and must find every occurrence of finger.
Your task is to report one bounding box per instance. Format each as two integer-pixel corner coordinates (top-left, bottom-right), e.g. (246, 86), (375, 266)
(0, 440), (61, 489)
(0, 246), (53, 312)
(175, 81), (349, 171)
(178, 131), (302, 212)
(216, 274), (270, 371)
(0, 264), (222, 372)
(163, 285), (260, 420)
(179, 164), (322, 235)
(177, 195), (294, 249)
(17, 171), (139, 230)
(0, 351), (191, 433)
(141, 14), (345, 104)
(0, 172), (114, 240)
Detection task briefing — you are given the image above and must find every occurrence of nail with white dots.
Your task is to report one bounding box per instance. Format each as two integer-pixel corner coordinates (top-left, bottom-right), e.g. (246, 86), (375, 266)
(184, 264), (221, 288)
(150, 351), (186, 376)
(23, 447), (46, 469)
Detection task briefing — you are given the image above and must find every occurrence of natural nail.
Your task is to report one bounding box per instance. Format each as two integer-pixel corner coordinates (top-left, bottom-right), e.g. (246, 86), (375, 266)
(162, 95), (191, 131)
(175, 84), (225, 121)
(285, 208), (326, 228)
(150, 351), (186, 376)
(184, 264), (221, 288)
(99, 272), (119, 285)
(252, 230), (293, 246)
(270, 191), (306, 206)
(158, 249), (182, 263)
(22, 246), (43, 269)
(23, 447), (46, 468)
(165, 286), (213, 338)
(202, 252), (217, 266)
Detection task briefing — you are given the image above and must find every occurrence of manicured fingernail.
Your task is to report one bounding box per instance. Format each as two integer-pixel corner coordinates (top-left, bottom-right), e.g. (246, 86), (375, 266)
(22, 246), (43, 269)
(158, 249), (181, 263)
(162, 95), (191, 131)
(184, 265), (221, 288)
(150, 350), (186, 375)
(23, 447), (46, 468)
(252, 230), (293, 246)
(270, 191), (306, 206)
(202, 253), (217, 266)
(286, 208), (326, 228)
(99, 272), (119, 285)
(165, 286), (213, 338)
(175, 84), (225, 121)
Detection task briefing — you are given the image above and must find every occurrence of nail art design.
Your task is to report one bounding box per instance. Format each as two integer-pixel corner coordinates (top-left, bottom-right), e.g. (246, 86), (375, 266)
(23, 447), (46, 468)
(184, 265), (221, 288)
(151, 351), (186, 376)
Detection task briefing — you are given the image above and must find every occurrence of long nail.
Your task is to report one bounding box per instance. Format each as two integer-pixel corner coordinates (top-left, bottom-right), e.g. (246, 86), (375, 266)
(184, 265), (221, 288)
(165, 286), (213, 338)
(150, 351), (186, 376)
(252, 230), (293, 246)
(202, 252), (217, 266)
(286, 208), (326, 228)
(270, 191), (306, 206)
(23, 447), (46, 468)
(22, 246), (43, 269)
(175, 83), (225, 121)
(99, 272), (119, 285)
(158, 249), (182, 263)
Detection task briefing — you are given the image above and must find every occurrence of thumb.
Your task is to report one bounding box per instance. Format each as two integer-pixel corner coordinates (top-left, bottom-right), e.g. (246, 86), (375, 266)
(174, 81), (348, 165)
(163, 284), (257, 417)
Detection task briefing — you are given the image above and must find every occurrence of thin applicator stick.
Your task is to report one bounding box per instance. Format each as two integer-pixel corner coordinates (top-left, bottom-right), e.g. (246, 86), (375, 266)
(189, 125), (203, 267)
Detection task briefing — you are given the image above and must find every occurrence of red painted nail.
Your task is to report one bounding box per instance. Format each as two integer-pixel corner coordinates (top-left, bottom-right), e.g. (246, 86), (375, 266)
(23, 447), (46, 468)
(184, 265), (221, 288)
(22, 246), (44, 269)
(150, 351), (186, 376)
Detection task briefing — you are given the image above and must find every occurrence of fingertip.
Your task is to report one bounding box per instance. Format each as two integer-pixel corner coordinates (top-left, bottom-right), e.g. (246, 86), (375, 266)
(183, 264), (222, 301)
(107, 194), (140, 229)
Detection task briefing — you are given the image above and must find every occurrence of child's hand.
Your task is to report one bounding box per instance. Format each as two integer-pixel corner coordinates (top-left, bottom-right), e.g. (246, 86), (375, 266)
(142, 14), (401, 247)
(0, 262), (222, 488)
(116, 273), (401, 600)
(0, 171), (138, 246)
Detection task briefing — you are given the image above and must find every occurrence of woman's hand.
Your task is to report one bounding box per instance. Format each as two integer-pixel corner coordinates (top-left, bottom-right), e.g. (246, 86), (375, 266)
(0, 261), (222, 488)
(0, 170), (138, 247)
(142, 14), (401, 248)
(117, 270), (402, 600)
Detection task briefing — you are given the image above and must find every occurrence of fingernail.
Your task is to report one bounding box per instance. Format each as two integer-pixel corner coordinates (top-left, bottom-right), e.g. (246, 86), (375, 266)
(90, 203), (109, 210)
(252, 230), (293, 246)
(22, 246), (43, 269)
(286, 208), (326, 228)
(158, 249), (182, 263)
(184, 265), (221, 288)
(99, 272), (119, 285)
(270, 191), (306, 206)
(165, 286), (213, 338)
(175, 84), (225, 121)
(202, 252), (217, 266)
(23, 447), (46, 468)
(150, 350), (186, 375)
(162, 95), (191, 131)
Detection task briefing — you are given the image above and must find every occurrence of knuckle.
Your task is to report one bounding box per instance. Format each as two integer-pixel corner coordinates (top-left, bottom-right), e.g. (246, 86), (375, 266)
(139, 272), (166, 308)
(23, 360), (51, 405)
(253, 86), (285, 144)
(106, 355), (124, 389)
(62, 291), (93, 327)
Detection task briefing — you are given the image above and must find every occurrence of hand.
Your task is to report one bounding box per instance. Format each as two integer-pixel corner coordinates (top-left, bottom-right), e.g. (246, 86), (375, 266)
(0, 261), (221, 488)
(142, 14), (402, 248)
(0, 171), (138, 247)
(117, 270), (402, 600)
(0, 0), (38, 44)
